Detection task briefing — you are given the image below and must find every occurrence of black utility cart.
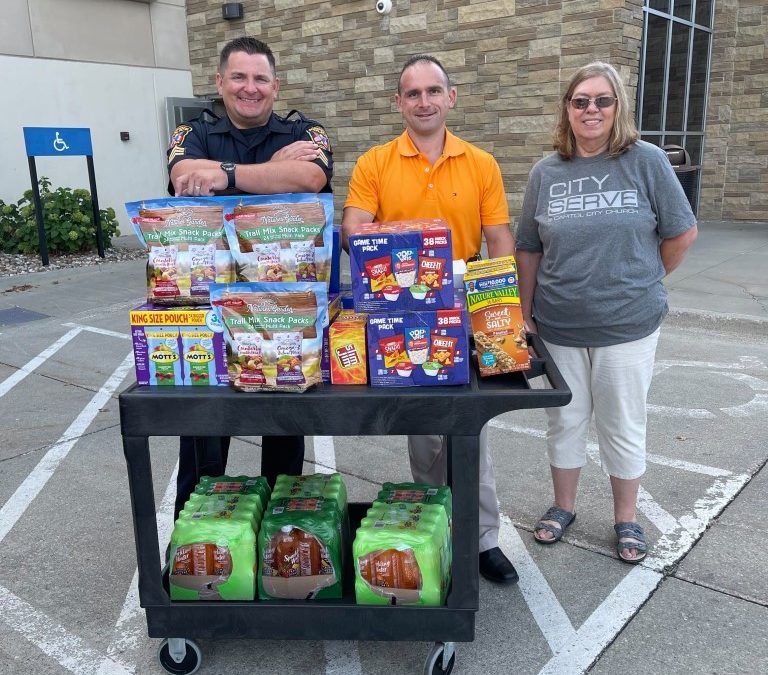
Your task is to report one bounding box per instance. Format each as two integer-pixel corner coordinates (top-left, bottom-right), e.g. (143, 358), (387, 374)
(119, 334), (570, 675)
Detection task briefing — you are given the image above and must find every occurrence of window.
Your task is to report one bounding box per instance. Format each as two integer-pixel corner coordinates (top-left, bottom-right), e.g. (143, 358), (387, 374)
(637, 1), (714, 214)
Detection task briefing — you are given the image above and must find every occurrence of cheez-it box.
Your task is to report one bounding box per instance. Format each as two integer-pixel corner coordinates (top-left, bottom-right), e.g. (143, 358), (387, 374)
(347, 220), (454, 312)
(366, 309), (470, 387)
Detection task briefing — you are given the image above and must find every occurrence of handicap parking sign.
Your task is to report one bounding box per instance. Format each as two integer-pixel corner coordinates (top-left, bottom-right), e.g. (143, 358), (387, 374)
(23, 127), (93, 157)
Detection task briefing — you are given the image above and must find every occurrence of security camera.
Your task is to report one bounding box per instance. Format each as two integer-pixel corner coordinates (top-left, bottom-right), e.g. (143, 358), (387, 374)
(376, 0), (392, 15)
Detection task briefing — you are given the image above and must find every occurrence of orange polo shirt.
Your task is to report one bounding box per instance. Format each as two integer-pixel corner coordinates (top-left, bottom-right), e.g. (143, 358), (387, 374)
(344, 130), (510, 262)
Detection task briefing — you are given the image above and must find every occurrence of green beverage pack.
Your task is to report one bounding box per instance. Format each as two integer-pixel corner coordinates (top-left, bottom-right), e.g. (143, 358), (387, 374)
(179, 494), (263, 536)
(169, 515), (256, 601)
(194, 475), (271, 507)
(258, 497), (344, 600)
(273, 473), (348, 515)
(376, 482), (452, 526)
(354, 501), (451, 606)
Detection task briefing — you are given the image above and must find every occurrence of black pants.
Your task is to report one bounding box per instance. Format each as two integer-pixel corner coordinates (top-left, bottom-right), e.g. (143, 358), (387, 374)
(174, 435), (305, 518)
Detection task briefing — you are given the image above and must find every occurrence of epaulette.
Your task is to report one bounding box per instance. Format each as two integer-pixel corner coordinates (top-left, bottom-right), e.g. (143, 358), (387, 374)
(282, 109), (309, 122)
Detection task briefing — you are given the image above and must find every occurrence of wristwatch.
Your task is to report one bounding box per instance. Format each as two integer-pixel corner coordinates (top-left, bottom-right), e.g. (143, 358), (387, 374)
(220, 162), (236, 190)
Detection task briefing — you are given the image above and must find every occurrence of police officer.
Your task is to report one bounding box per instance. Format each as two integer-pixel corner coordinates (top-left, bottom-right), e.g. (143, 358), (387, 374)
(167, 36), (333, 518)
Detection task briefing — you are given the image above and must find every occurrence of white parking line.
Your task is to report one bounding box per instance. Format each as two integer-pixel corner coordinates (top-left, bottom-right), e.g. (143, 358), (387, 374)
(501, 515), (576, 653)
(63, 322), (131, 340)
(312, 436), (364, 675)
(0, 584), (133, 675)
(0, 326), (82, 398)
(0, 351), (134, 544)
(536, 565), (663, 675)
(101, 463), (178, 673)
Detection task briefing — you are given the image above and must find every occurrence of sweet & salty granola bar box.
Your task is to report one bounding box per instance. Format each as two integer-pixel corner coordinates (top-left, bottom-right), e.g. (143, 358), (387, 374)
(347, 220), (454, 312)
(366, 309), (469, 387)
(464, 257), (529, 376)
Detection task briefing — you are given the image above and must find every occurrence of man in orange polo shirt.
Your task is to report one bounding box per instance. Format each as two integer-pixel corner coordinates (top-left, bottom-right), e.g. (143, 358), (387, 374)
(341, 55), (518, 585)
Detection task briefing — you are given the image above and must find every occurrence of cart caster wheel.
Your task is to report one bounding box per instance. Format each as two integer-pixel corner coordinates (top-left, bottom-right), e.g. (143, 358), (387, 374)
(157, 638), (202, 675)
(424, 641), (456, 675)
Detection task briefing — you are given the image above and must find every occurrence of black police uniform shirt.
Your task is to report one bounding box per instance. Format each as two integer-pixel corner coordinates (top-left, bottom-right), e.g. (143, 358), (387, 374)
(166, 110), (333, 195)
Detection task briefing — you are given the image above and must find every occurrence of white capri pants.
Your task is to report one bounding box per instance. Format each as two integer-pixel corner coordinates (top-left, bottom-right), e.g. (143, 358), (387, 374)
(542, 328), (660, 480)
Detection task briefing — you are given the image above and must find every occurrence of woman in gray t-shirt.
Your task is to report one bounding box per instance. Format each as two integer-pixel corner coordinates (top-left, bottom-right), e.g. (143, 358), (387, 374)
(516, 61), (697, 564)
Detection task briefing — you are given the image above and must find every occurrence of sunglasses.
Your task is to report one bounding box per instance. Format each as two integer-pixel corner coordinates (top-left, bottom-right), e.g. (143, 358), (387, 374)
(568, 96), (617, 110)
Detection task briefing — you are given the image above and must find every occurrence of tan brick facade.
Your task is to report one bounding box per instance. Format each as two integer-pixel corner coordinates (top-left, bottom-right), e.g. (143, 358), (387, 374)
(700, 0), (768, 221)
(186, 1), (766, 224)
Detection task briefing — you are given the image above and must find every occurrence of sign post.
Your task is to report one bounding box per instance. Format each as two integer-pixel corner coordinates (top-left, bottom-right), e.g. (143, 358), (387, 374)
(22, 127), (105, 265)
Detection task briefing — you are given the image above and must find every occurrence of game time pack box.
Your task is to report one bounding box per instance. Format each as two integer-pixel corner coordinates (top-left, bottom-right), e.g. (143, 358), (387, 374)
(347, 220), (454, 313)
(366, 309), (470, 387)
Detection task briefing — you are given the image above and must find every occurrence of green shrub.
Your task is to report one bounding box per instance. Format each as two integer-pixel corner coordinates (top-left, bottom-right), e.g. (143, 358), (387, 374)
(0, 176), (120, 254)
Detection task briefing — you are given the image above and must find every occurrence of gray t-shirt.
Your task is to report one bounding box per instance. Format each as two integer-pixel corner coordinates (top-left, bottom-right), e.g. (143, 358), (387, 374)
(516, 141), (696, 347)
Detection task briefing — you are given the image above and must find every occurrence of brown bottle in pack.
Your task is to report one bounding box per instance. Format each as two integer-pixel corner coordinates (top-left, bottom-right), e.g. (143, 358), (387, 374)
(370, 550), (397, 588)
(275, 526), (300, 578)
(398, 549), (421, 590)
(297, 529), (321, 577)
(172, 545), (193, 576)
(212, 545), (232, 577)
(192, 543), (212, 575)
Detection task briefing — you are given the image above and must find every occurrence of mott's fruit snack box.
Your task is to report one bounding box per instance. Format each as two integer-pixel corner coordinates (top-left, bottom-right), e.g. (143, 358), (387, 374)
(354, 501), (451, 606)
(366, 309), (470, 387)
(347, 220), (454, 312)
(258, 497), (345, 600)
(130, 303), (228, 386)
(464, 256), (530, 376)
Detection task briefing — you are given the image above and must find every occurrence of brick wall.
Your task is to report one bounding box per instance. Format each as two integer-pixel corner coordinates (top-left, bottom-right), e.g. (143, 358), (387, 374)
(700, 0), (768, 221)
(185, 1), (646, 222)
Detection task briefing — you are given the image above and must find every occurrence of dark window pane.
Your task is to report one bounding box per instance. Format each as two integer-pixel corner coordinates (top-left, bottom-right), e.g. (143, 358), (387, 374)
(663, 134), (683, 149)
(695, 0), (713, 27)
(665, 22), (690, 131)
(673, 0), (692, 21)
(642, 134), (661, 146)
(685, 135), (702, 165)
(687, 29), (709, 131)
(642, 14), (668, 130)
(649, 0), (670, 12)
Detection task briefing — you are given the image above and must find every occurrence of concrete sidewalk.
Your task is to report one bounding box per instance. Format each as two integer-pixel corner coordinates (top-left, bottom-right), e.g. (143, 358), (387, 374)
(664, 219), (768, 323)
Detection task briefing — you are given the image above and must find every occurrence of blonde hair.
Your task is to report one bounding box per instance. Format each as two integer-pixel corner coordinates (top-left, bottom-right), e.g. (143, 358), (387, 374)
(553, 61), (638, 160)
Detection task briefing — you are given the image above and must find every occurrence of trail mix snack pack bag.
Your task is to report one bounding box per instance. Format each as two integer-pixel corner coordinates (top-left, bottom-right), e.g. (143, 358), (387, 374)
(210, 282), (329, 392)
(464, 256), (530, 376)
(223, 194), (334, 284)
(366, 309), (470, 386)
(347, 219), (454, 312)
(126, 198), (234, 306)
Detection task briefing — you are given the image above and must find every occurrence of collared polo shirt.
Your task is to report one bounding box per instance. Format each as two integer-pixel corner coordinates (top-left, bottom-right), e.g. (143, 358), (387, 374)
(166, 111), (332, 195)
(344, 130), (509, 261)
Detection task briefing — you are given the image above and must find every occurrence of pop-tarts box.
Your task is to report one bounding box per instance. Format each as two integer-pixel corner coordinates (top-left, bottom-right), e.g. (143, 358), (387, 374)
(348, 220), (454, 312)
(130, 303), (228, 386)
(366, 309), (470, 387)
(320, 292), (342, 382)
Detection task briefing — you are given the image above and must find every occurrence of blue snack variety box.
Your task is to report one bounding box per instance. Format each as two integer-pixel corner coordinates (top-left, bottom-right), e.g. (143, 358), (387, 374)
(366, 309), (470, 387)
(347, 220), (454, 312)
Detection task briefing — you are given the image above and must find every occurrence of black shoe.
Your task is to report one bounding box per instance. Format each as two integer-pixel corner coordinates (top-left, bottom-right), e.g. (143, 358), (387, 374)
(479, 547), (519, 585)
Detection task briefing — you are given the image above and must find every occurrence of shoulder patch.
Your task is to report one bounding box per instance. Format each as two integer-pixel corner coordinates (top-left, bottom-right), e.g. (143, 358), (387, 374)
(168, 124), (192, 151)
(306, 126), (331, 152)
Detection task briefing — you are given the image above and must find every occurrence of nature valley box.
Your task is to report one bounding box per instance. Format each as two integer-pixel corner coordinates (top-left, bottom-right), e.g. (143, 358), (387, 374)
(130, 303), (228, 386)
(464, 257), (529, 376)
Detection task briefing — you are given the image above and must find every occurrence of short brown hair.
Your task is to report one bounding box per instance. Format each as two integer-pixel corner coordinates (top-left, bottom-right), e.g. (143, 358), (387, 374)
(553, 61), (638, 160)
(219, 37), (276, 76)
(398, 55), (451, 94)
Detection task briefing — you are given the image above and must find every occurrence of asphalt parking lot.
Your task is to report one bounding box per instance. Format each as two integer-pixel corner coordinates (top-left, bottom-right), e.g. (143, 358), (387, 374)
(0, 220), (766, 675)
